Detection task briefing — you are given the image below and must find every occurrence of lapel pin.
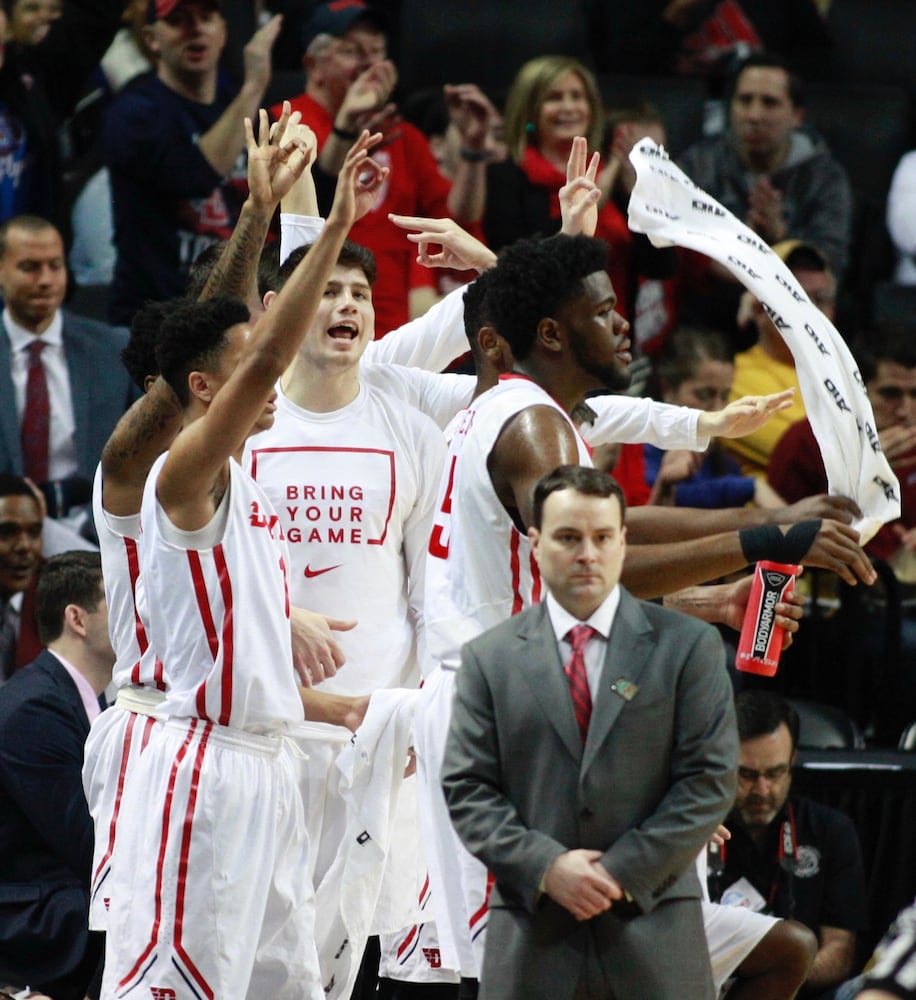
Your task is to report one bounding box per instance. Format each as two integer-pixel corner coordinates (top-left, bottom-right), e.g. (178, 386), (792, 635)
(611, 678), (639, 701)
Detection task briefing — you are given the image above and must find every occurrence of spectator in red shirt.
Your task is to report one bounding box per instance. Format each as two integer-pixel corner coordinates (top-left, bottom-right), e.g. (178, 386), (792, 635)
(273, 0), (494, 335)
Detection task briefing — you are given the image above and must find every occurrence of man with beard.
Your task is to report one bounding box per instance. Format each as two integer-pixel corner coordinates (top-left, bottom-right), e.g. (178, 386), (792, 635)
(415, 234), (873, 996)
(717, 691), (867, 999)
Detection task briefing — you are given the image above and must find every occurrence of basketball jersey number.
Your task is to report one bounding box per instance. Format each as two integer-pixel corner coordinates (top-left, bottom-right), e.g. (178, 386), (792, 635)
(428, 454), (457, 560)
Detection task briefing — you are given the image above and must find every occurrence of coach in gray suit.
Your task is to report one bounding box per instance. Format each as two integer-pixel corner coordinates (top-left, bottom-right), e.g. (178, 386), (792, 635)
(0, 215), (135, 521)
(442, 465), (738, 1000)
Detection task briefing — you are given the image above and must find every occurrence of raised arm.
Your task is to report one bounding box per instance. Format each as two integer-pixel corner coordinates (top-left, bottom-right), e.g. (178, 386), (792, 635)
(559, 136), (601, 237)
(443, 83), (501, 225)
(201, 104), (316, 308)
(158, 126), (387, 525)
(196, 15), (282, 177)
(100, 379), (184, 517)
(317, 60), (398, 176)
(388, 214), (497, 273)
(100, 106), (316, 517)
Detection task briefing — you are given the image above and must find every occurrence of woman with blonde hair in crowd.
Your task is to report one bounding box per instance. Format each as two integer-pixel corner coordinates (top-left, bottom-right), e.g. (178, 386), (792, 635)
(481, 55), (674, 324)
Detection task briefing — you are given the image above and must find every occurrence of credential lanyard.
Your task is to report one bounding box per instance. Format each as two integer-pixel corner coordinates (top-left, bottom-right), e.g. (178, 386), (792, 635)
(770, 802), (798, 917)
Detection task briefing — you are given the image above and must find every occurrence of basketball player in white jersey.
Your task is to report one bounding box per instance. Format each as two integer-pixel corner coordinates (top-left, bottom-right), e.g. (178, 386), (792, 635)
(242, 234), (452, 999)
(101, 123), (386, 1000)
(414, 233), (874, 996)
(83, 303), (178, 933)
(83, 107), (369, 945)
(248, 236), (446, 693)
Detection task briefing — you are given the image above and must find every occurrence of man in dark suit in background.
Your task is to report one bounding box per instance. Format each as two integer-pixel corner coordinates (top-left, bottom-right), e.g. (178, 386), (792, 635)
(0, 550), (114, 999)
(442, 465), (738, 999)
(0, 215), (135, 534)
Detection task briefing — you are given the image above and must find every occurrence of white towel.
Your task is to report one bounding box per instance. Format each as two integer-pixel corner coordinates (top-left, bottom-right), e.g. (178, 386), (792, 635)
(315, 687), (420, 999)
(627, 138), (899, 544)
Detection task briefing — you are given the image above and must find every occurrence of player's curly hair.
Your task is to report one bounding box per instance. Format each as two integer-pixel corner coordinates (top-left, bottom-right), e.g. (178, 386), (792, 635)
(155, 296), (250, 407)
(121, 299), (178, 390)
(487, 234), (608, 361)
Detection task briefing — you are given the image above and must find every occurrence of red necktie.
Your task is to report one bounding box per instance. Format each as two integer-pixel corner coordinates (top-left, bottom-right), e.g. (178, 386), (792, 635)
(21, 339), (49, 484)
(564, 624), (596, 743)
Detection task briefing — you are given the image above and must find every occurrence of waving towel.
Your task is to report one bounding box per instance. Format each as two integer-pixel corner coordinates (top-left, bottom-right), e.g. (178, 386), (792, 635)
(627, 138), (898, 544)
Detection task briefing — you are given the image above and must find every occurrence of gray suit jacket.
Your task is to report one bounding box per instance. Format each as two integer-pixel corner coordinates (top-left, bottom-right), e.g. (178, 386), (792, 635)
(442, 590), (738, 1000)
(0, 309), (134, 481)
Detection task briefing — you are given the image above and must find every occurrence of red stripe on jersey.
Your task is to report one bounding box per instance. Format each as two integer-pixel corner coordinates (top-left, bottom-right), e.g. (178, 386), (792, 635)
(188, 551), (219, 659)
(153, 656), (165, 691)
(173, 722), (215, 1000)
(510, 532), (523, 615)
(140, 714), (156, 752)
(396, 922), (418, 959)
(418, 874), (430, 906)
(529, 550), (541, 605)
(213, 545), (234, 726)
(497, 372), (564, 408)
(117, 720), (199, 992)
(467, 871), (496, 932)
(469, 893), (489, 931)
(93, 711), (139, 885)
(125, 536), (148, 653)
(187, 550), (221, 721)
(124, 538), (148, 686)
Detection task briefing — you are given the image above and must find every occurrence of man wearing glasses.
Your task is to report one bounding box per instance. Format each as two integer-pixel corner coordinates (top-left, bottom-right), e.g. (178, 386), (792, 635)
(714, 691), (866, 1000)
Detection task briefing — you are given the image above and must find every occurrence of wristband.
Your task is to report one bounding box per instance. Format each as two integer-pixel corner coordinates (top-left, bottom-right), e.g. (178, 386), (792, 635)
(459, 147), (490, 162)
(738, 519), (822, 564)
(332, 124), (358, 141)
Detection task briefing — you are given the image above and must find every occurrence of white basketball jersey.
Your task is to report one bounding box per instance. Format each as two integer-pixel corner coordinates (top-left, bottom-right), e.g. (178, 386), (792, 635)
(425, 375), (592, 668)
(138, 453), (303, 729)
(244, 381), (446, 694)
(92, 464), (164, 692)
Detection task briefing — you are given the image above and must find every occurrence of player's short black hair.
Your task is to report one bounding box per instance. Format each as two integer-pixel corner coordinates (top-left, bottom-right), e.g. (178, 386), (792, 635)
(155, 296), (250, 407)
(184, 241), (228, 300)
(274, 239), (377, 291)
(258, 242), (281, 300)
(486, 235), (608, 361)
(462, 269), (498, 357)
(121, 299), (178, 390)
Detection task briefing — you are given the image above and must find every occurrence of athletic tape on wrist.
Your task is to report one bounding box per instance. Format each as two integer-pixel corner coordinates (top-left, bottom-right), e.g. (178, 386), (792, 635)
(738, 519), (822, 564)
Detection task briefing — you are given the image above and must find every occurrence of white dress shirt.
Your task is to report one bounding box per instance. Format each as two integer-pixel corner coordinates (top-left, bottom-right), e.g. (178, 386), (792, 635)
(545, 586), (621, 699)
(6, 307), (79, 481)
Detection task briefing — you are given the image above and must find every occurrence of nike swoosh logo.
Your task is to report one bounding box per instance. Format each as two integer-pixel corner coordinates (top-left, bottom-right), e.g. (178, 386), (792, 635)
(304, 564), (342, 579)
